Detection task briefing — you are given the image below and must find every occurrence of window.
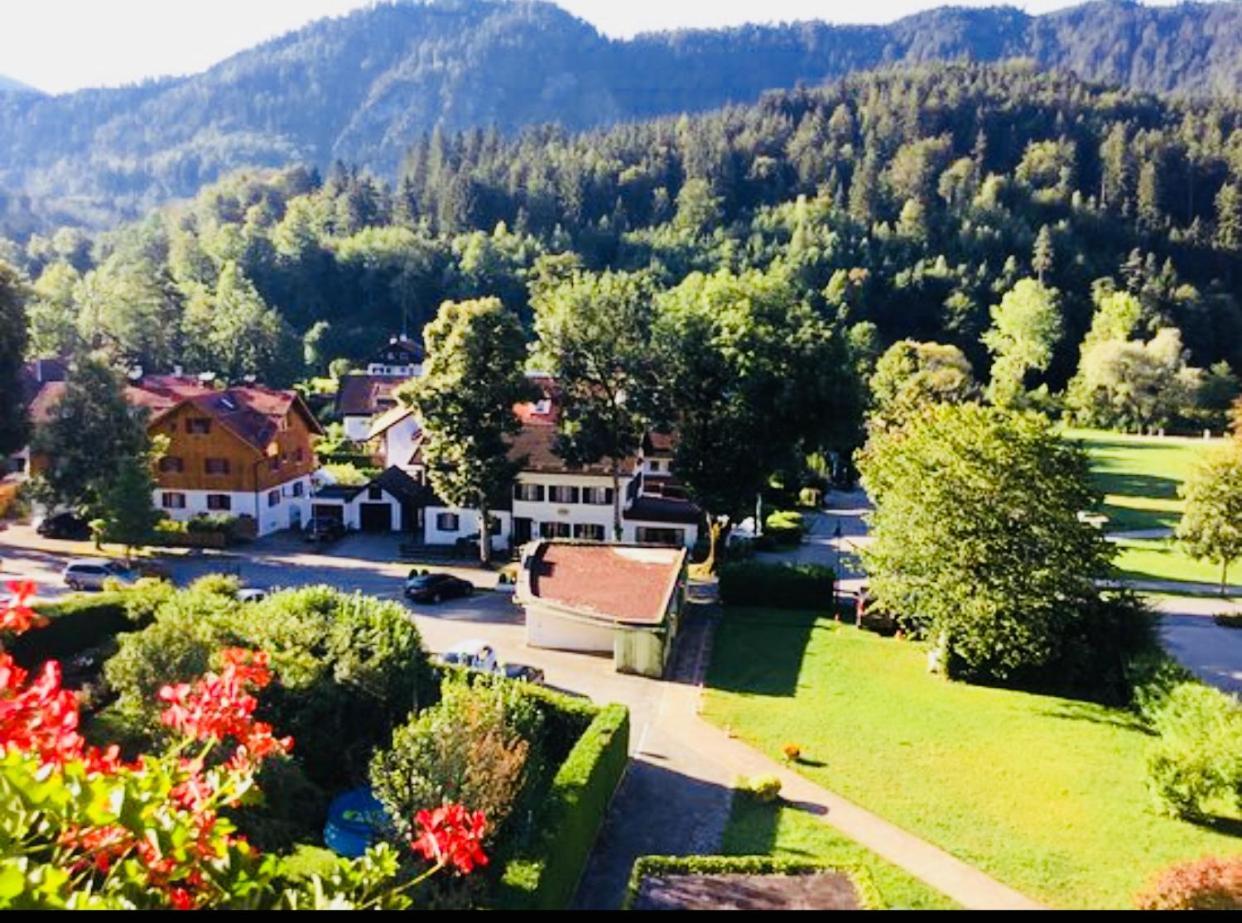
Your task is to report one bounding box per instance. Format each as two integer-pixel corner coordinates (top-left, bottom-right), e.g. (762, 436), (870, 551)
(649, 460), (663, 473)
(294, 448), (305, 464)
(368, 486), (384, 501)
(573, 523), (606, 542)
(187, 419), (212, 435)
(269, 456), (282, 472)
(207, 495), (232, 512)
(205, 458), (230, 476)
(291, 482), (305, 498)
(539, 522), (571, 539)
(548, 486), (580, 504)
(583, 487), (614, 506)
(161, 492), (186, 510)
(636, 527), (685, 547)
(514, 483), (545, 502)
(436, 513), (460, 533)
(158, 456), (184, 474)
(267, 490), (281, 508)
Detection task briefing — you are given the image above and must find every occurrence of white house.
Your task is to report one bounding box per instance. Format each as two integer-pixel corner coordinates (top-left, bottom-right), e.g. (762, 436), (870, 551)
(368, 406), (421, 473)
(310, 467), (428, 533)
(333, 336), (425, 442)
(366, 335), (424, 378)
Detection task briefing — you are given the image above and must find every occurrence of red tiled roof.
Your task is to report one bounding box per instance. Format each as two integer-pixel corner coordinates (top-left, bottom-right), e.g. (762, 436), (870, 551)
(126, 376), (217, 418)
(335, 375), (406, 419)
(525, 543), (686, 626)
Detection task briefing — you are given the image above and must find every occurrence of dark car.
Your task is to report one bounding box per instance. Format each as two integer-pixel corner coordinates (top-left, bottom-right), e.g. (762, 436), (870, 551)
(501, 663), (546, 685)
(405, 572), (474, 604)
(37, 512), (91, 541)
(304, 517), (346, 544)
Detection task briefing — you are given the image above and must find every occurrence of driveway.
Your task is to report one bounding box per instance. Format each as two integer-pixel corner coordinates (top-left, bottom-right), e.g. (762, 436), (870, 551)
(1151, 596), (1242, 694)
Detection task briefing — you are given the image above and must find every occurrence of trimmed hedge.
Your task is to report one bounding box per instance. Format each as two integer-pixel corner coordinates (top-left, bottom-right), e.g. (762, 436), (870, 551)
(718, 562), (836, 610)
(494, 701), (631, 910)
(623, 856), (884, 910)
(5, 583), (171, 667)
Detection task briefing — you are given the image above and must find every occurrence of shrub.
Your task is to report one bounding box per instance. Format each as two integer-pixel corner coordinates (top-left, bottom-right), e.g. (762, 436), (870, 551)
(762, 510), (805, 547)
(718, 562), (835, 610)
(736, 774), (783, 803)
(1135, 855), (1242, 910)
(370, 675), (546, 842)
(798, 486), (823, 509)
(623, 856), (883, 910)
(1215, 613), (1242, 629)
(5, 582), (171, 669)
(494, 703), (629, 910)
(188, 573), (241, 598)
(1146, 682), (1242, 819)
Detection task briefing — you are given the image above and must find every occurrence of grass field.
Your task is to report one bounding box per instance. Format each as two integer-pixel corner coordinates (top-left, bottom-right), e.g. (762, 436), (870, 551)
(722, 795), (959, 910)
(703, 609), (1242, 910)
(1113, 537), (1241, 593)
(1063, 428), (1219, 534)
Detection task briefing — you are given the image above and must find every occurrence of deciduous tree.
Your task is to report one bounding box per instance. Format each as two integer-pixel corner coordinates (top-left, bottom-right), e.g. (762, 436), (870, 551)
(1176, 442), (1242, 596)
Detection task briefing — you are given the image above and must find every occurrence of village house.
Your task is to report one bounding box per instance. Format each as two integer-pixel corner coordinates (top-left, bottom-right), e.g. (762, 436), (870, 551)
(136, 377), (324, 537)
(334, 335), (425, 441)
(401, 380), (702, 552)
(4, 358), (68, 481)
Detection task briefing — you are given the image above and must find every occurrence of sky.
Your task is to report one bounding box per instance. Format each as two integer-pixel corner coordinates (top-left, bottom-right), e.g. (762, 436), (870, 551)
(0, 0), (1213, 95)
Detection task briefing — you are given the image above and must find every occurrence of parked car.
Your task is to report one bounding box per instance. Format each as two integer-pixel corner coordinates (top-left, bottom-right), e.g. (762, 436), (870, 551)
(404, 572), (474, 604)
(237, 588), (269, 604)
(303, 517), (346, 544)
(37, 512), (91, 541)
(62, 559), (137, 592)
(434, 640), (545, 685)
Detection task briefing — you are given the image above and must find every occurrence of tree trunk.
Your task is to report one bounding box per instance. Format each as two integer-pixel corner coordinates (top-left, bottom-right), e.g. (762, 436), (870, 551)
(1222, 560), (1230, 599)
(612, 467), (623, 543)
(703, 516), (733, 575)
(478, 501), (492, 567)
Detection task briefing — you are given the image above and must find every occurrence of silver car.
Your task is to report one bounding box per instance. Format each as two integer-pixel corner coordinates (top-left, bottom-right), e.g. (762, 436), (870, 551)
(62, 559), (136, 592)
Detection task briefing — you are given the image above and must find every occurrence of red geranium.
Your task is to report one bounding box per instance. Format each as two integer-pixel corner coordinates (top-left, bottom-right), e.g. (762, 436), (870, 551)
(0, 580), (46, 635)
(410, 803), (489, 875)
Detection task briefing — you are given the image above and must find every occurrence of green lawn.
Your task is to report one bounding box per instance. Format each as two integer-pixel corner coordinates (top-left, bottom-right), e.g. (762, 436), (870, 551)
(1113, 537), (1242, 593)
(1063, 428), (1219, 534)
(722, 795), (959, 910)
(703, 609), (1242, 910)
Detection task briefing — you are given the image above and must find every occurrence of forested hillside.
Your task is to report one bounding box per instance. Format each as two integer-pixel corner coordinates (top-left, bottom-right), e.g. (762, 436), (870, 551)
(1, 0), (1240, 232)
(6, 61), (1241, 441)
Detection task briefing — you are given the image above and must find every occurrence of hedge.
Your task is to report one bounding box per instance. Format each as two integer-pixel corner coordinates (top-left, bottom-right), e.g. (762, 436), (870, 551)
(494, 701), (631, 909)
(718, 562), (836, 610)
(5, 583), (171, 668)
(623, 855), (884, 910)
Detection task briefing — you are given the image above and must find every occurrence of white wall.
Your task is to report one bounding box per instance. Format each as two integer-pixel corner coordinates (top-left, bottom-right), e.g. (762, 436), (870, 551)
(382, 415), (421, 471)
(424, 505), (511, 552)
(342, 415), (373, 443)
(512, 471), (625, 539)
(525, 604), (617, 653)
(154, 474), (314, 537)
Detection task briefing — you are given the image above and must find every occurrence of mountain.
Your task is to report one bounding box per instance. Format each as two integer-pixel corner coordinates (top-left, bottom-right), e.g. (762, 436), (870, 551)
(0, 75), (41, 96)
(1, 0), (1240, 232)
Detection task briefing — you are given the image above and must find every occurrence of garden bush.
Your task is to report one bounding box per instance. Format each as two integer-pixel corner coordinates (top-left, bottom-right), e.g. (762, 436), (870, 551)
(718, 562), (836, 610)
(1215, 613), (1242, 630)
(6, 581), (171, 668)
(623, 856), (883, 910)
(1135, 855), (1242, 910)
(370, 675), (546, 842)
(761, 510), (805, 547)
(494, 702), (630, 910)
(1145, 681), (1242, 820)
(736, 774), (783, 803)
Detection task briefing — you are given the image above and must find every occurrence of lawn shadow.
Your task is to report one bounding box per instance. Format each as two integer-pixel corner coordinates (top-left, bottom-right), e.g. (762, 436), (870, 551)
(705, 609), (819, 698)
(1188, 815), (1242, 838)
(1038, 700), (1154, 736)
(1092, 471), (1182, 502)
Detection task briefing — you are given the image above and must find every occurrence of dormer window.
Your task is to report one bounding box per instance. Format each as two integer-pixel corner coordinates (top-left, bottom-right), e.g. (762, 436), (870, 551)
(187, 419), (212, 435)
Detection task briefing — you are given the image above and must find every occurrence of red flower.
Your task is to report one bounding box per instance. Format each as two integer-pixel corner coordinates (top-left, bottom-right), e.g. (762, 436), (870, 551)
(169, 888), (195, 911)
(410, 804), (489, 875)
(1, 580), (46, 635)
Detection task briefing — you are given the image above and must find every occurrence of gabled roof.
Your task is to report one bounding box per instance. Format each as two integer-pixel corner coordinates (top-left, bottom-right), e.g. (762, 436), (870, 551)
(335, 375), (405, 419)
(368, 404), (416, 440)
(135, 379), (323, 451)
(369, 336), (425, 367)
(520, 542), (687, 626)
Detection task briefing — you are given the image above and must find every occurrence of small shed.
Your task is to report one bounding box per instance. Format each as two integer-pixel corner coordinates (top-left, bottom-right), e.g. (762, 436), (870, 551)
(515, 541), (688, 678)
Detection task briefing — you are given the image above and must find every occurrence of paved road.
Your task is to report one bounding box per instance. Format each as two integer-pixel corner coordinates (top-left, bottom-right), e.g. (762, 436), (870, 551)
(1151, 596), (1242, 694)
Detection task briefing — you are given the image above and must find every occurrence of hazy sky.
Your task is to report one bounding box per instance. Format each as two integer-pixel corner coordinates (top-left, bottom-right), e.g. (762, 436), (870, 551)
(0, 0), (1211, 95)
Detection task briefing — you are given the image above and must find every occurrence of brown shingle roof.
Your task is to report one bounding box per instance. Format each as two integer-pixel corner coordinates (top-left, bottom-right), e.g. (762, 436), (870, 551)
(335, 375), (405, 419)
(506, 422), (637, 476)
(524, 542), (686, 626)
